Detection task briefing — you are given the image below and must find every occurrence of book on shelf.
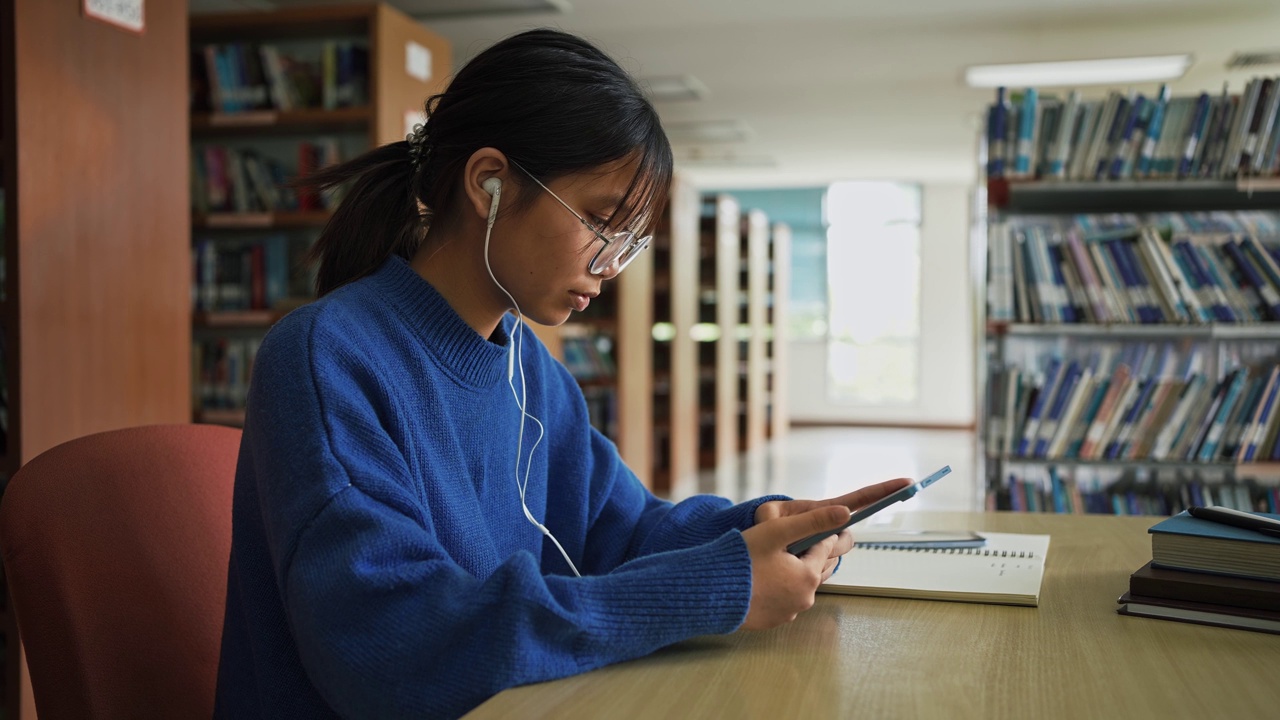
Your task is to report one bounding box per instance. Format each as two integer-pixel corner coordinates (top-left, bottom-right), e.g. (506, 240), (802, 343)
(989, 467), (1278, 516)
(193, 235), (293, 313)
(192, 141), (341, 215)
(192, 41), (369, 114)
(193, 336), (262, 413)
(1127, 560), (1280, 612)
(820, 532), (1051, 607)
(1148, 509), (1280, 581)
(989, 345), (1280, 466)
(1116, 591), (1280, 635)
(988, 215), (1280, 326)
(985, 76), (1280, 182)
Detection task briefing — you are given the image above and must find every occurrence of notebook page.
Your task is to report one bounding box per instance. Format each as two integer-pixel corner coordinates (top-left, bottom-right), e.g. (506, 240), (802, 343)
(821, 532), (1051, 606)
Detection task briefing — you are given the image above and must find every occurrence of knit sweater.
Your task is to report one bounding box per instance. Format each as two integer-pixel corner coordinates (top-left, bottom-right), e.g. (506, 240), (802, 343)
(215, 256), (779, 719)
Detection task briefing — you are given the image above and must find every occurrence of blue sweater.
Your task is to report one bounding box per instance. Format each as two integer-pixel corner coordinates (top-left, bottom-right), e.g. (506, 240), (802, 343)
(215, 257), (775, 719)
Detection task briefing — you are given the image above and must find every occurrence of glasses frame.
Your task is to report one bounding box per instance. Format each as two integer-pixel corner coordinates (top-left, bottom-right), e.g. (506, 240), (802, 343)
(509, 161), (653, 276)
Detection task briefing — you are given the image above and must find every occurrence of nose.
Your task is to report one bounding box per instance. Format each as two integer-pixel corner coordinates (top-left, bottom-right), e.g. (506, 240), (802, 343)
(592, 258), (623, 280)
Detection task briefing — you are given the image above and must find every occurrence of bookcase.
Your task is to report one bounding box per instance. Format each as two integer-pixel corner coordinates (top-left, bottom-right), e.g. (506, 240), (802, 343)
(188, 3), (451, 426)
(2, 1), (193, 717)
(977, 80), (1280, 517)
(551, 183), (790, 497)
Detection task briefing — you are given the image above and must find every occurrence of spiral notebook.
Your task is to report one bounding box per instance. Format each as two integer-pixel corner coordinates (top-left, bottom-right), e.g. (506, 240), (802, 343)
(820, 532), (1051, 607)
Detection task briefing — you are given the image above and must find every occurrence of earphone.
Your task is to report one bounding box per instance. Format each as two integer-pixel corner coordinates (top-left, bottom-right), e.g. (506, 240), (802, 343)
(480, 175), (582, 578)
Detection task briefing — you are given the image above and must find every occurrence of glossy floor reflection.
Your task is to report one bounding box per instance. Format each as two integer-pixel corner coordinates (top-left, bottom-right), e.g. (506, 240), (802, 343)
(670, 425), (983, 517)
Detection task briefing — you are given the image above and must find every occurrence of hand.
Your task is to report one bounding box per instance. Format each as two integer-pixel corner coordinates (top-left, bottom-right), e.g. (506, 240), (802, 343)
(738, 505), (853, 631)
(753, 477), (913, 572)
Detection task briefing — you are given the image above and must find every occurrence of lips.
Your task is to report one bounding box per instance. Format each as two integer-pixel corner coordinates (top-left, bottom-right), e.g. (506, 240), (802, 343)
(570, 290), (597, 312)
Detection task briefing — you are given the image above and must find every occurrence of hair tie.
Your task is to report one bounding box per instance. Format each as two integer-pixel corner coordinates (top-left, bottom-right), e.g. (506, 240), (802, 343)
(406, 122), (429, 168)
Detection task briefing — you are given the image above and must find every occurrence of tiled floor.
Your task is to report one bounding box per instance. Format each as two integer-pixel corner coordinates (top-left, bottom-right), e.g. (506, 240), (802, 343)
(670, 426), (984, 517)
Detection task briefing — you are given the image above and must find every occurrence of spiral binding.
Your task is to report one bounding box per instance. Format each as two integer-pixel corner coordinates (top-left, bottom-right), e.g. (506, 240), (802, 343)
(861, 545), (1037, 558)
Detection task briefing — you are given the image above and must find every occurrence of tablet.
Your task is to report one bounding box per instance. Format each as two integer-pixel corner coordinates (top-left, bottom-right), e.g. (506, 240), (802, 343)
(786, 465), (952, 556)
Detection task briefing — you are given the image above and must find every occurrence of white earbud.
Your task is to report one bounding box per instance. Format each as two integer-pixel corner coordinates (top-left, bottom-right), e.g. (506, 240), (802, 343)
(483, 177), (502, 228)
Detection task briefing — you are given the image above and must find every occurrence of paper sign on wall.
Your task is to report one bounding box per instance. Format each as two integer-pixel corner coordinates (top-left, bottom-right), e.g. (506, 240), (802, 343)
(83, 0), (145, 34)
(406, 41), (432, 83)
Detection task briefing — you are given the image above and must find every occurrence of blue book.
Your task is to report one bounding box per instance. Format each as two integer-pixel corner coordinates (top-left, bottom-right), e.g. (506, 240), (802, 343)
(1220, 240), (1277, 320)
(1015, 88), (1038, 177)
(1105, 239), (1151, 323)
(1107, 378), (1155, 459)
(1017, 357), (1063, 457)
(1149, 510), (1280, 581)
(1034, 360), (1081, 458)
(1238, 237), (1280, 320)
(1137, 85), (1170, 177)
(1220, 377), (1264, 460)
(1195, 245), (1249, 322)
(1198, 370), (1250, 462)
(1117, 239), (1161, 322)
(1096, 95), (1131, 180)
(1110, 94), (1148, 179)
(1243, 368), (1280, 462)
(987, 88), (1008, 178)
(1175, 241), (1234, 322)
(1047, 244), (1078, 322)
(1168, 243), (1216, 323)
(1178, 93), (1212, 178)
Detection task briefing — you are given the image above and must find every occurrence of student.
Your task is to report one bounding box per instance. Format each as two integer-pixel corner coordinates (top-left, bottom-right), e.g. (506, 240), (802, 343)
(214, 28), (908, 719)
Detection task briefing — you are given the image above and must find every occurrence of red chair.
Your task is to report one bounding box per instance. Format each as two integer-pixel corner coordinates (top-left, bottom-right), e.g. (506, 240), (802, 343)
(0, 424), (242, 719)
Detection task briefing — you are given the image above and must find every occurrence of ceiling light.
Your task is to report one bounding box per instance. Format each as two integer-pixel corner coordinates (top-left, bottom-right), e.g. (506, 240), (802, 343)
(964, 54), (1193, 88)
(641, 75), (709, 102)
(664, 120), (752, 144)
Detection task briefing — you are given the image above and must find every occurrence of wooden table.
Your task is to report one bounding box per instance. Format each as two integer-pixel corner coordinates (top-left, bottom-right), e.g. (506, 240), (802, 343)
(465, 512), (1280, 719)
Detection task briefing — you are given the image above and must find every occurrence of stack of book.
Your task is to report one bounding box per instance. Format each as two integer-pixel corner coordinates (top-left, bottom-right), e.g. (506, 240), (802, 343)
(1118, 509), (1280, 634)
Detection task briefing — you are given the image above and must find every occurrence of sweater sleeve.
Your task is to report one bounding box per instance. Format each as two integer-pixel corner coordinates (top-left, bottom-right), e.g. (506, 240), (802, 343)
(576, 427), (789, 571)
(250, 317), (755, 719)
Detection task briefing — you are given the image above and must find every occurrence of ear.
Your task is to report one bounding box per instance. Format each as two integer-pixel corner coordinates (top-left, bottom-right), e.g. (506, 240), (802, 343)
(462, 148), (511, 223)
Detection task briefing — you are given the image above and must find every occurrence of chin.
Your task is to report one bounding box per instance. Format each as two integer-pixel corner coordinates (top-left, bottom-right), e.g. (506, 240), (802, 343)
(522, 307), (573, 328)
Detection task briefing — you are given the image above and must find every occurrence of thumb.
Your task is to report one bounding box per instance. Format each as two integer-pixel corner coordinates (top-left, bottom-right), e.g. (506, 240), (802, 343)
(762, 505), (851, 547)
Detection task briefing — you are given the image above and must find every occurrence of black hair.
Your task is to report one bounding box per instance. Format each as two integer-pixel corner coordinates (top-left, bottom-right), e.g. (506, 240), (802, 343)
(303, 28), (673, 297)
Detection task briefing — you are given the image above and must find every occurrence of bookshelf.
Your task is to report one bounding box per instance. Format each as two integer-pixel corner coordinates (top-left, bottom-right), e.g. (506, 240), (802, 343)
(768, 222), (791, 441)
(1, 2), (193, 717)
(977, 81), (1280, 517)
(188, 3), (451, 426)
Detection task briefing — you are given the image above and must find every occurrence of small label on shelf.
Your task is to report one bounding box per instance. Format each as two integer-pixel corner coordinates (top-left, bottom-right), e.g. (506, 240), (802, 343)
(406, 41), (431, 82)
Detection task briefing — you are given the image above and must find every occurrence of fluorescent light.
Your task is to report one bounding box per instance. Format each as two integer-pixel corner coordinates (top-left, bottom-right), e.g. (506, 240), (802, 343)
(964, 54), (1193, 88)
(665, 120), (752, 144)
(642, 75), (709, 102)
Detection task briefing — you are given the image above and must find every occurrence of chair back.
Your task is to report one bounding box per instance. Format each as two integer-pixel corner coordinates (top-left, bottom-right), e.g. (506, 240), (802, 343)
(0, 424), (242, 719)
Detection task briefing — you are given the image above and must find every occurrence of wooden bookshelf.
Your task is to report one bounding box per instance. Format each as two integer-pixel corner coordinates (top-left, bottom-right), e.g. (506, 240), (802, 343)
(769, 223), (791, 440)
(1, 2), (192, 717)
(188, 3), (452, 428)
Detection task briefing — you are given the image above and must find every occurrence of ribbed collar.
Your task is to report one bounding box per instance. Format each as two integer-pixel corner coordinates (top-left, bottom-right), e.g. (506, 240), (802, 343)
(371, 256), (510, 390)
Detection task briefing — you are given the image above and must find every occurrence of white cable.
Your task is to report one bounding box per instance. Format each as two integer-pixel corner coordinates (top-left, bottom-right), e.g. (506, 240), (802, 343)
(482, 187), (582, 578)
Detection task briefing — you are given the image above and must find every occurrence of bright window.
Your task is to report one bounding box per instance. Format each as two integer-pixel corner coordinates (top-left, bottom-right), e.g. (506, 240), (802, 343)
(824, 182), (922, 405)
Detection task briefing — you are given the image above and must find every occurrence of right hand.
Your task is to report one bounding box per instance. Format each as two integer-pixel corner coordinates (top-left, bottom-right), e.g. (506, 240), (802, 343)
(738, 505), (852, 631)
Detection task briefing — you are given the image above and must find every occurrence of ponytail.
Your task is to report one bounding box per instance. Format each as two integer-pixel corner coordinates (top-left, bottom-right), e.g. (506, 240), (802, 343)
(302, 141), (424, 297)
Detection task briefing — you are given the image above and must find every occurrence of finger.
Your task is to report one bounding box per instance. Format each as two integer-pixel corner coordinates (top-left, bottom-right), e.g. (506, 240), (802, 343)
(825, 478), (913, 512)
(763, 505), (851, 549)
(829, 529), (854, 559)
(799, 532), (839, 577)
(820, 556), (839, 582)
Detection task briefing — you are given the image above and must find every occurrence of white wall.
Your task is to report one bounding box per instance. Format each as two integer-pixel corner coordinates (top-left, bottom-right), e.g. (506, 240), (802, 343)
(788, 183), (975, 427)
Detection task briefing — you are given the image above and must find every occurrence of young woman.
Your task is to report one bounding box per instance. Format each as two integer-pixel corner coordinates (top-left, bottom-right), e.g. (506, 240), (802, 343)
(215, 28), (908, 719)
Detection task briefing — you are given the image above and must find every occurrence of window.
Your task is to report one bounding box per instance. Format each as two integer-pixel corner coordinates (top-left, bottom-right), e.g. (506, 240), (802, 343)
(824, 182), (922, 405)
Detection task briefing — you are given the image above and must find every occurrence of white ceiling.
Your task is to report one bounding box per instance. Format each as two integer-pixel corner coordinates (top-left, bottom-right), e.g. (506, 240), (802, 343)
(192, 0), (1280, 188)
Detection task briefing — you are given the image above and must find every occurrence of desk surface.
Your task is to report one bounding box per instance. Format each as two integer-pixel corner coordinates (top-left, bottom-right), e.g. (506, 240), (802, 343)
(465, 512), (1280, 719)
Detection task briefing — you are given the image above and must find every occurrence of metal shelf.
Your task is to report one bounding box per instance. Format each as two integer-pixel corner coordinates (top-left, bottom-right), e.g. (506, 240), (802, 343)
(987, 321), (1280, 341)
(994, 456), (1280, 480)
(990, 178), (1280, 214)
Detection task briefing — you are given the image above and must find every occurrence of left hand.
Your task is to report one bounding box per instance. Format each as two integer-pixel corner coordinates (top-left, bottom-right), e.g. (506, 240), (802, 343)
(753, 478), (913, 580)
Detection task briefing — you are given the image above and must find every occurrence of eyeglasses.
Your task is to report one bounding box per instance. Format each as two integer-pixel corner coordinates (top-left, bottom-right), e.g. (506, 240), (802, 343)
(509, 161), (653, 276)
